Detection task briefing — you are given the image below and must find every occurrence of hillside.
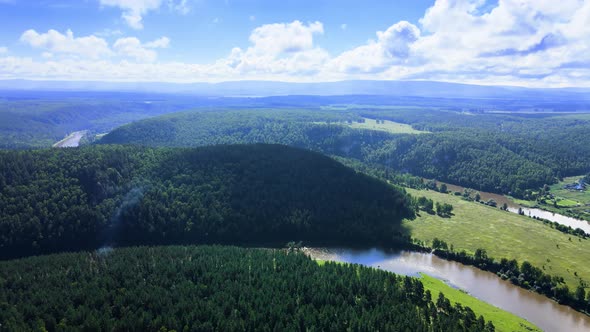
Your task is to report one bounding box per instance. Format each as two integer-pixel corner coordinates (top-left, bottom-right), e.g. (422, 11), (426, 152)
(0, 245), (496, 331)
(99, 109), (590, 196)
(0, 144), (413, 260)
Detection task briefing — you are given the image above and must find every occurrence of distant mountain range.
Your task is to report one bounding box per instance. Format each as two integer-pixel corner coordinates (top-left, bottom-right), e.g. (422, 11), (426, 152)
(1, 79), (589, 100)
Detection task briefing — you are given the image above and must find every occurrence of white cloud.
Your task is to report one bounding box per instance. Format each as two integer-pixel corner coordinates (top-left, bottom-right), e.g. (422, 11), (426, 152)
(95, 28), (123, 38)
(168, 0), (189, 15)
(100, 0), (163, 29)
(5, 2), (590, 87)
(100, 0), (190, 29)
(248, 20), (324, 56)
(221, 21), (329, 76)
(20, 29), (112, 59)
(113, 36), (169, 62)
(145, 36), (170, 48)
(328, 21), (420, 74)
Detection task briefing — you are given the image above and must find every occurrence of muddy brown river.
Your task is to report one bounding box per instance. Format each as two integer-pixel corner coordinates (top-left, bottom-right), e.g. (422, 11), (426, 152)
(306, 248), (590, 332)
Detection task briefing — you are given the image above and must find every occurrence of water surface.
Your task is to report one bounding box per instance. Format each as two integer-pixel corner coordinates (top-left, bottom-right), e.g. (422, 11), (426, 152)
(306, 248), (590, 332)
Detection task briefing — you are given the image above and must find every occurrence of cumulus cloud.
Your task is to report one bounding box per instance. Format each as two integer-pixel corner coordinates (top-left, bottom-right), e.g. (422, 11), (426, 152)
(100, 0), (190, 29)
(224, 20), (329, 76)
(20, 29), (112, 59)
(113, 36), (169, 62)
(18, 28), (168, 63)
(248, 20), (323, 55)
(100, 0), (163, 29)
(329, 21), (420, 74)
(5, 1), (590, 86)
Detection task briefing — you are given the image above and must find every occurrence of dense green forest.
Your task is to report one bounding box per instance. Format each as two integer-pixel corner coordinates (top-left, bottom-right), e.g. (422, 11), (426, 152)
(100, 109), (590, 196)
(0, 144), (413, 260)
(0, 245), (496, 331)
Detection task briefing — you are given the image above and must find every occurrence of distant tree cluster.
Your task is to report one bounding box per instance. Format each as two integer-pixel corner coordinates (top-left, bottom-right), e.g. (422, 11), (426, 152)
(100, 108), (590, 197)
(0, 245), (496, 331)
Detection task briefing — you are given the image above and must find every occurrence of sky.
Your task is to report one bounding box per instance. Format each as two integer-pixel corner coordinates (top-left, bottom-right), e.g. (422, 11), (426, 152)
(0, 0), (589, 87)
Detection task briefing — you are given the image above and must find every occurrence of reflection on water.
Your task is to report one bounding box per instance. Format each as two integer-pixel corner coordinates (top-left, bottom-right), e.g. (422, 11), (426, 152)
(306, 248), (590, 332)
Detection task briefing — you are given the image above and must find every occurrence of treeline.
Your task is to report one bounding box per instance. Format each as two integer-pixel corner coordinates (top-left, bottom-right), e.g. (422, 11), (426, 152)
(100, 109), (590, 196)
(427, 238), (590, 314)
(0, 144), (414, 260)
(0, 245), (496, 331)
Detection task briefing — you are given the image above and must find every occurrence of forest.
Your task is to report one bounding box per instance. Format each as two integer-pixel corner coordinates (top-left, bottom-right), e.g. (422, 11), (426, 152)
(100, 108), (590, 196)
(0, 245), (496, 331)
(0, 144), (414, 260)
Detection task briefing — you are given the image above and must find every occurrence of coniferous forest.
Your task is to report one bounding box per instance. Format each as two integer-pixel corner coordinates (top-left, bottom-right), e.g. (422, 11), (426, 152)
(0, 144), (414, 260)
(100, 108), (590, 197)
(0, 245), (496, 332)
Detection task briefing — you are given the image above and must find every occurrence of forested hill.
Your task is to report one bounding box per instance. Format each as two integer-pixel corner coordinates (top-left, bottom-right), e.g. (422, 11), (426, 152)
(0, 144), (414, 260)
(0, 245), (495, 331)
(98, 109), (590, 196)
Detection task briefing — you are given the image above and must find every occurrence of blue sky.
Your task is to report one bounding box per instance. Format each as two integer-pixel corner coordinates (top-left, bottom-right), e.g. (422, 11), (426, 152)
(0, 0), (589, 87)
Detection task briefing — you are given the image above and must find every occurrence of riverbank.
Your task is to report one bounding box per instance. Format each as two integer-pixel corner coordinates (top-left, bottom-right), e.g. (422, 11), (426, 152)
(306, 248), (590, 331)
(405, 188), (590, 291)
(431, 178), (590, 230)
(312, 253), (538, 332)
(419, 273), (541, 332)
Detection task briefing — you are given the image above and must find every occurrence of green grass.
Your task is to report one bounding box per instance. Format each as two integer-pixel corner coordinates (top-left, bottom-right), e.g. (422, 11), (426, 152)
(419, 273), (540, 332)
(405, 188), (590, 289)
(557, 199), (580, 207)
(348, 117), (428, 134)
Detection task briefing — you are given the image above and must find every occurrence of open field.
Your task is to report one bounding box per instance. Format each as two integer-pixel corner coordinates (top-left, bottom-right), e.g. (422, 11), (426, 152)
(348, 117), (428, 134)
(405, 188), (590, 289)
(419, 273), (540, 332)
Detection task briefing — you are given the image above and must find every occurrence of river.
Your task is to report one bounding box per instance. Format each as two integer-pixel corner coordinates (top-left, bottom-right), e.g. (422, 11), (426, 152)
(306, 247), (590, 332)
(507, 206), (590, 234)
(436, 180), (590, 234)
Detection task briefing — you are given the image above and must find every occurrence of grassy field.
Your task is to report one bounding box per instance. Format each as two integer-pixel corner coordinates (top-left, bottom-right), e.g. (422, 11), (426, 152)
(315, 259), (539, 331)
(405, 188), (590, 290)
(348, 117), (428, 134)
(419, 273), (540, 332)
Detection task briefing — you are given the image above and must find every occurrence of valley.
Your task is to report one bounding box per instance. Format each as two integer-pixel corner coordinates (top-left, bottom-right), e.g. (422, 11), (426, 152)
(2, 88), (590, 331)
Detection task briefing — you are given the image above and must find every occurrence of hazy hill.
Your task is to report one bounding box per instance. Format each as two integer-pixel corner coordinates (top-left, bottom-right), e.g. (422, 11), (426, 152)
(2, 79), (589, 100)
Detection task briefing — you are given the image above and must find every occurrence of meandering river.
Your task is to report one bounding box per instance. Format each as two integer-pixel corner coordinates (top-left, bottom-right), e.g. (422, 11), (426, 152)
(306, 248), (590, 332)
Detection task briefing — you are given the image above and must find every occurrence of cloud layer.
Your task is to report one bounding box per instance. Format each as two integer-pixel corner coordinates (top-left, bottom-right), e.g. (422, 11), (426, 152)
(3, 0), (590, 87)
